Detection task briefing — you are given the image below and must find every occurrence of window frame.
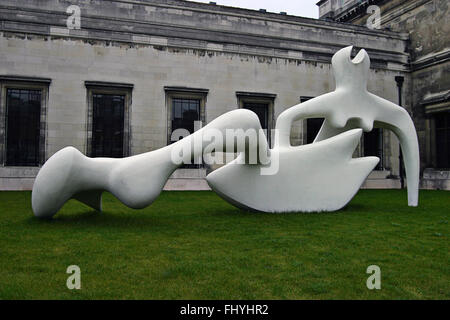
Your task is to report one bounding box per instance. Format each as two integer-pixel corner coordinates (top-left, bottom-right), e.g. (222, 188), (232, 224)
(423, 95), (450, 170)
(300, 96), (325, 145)
(420, 91), (450, 171)
(236, 92), (275, 148)
(164, 87), (208, 146)
(363, 128), (385, 171)
(0, 76), (50, 167)
(85, 81), (133, 158)
(432, 111), (450, 169)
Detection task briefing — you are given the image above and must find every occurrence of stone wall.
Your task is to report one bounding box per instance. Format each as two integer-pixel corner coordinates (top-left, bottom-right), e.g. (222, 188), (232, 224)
(0, 0), (411, 190)
(318, 0), (450, 189)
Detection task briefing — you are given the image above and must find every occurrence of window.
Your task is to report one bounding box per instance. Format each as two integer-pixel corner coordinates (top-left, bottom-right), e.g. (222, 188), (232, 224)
(364, 128), (384, 170)
(91, 94), (125, 158)
(243, 102), (269, 130)
(301, 97), (324, 144)
(171, 98), (201, 168)
(165, 87), (208, 144)
(171, 98), (201, 141)
(435, 111), (450, 169)
(237, 92), (275, 147)
(6, 89), (41, 166)
(306, 118), (324, 144)
(0, 76), (50, 167)
(421, 90), (449, 169)
(85, 81), (133, 158)
(165, 87), (208, 168)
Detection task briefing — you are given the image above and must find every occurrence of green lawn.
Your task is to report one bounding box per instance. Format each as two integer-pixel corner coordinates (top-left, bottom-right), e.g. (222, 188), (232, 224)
(0, 190), (448, 300)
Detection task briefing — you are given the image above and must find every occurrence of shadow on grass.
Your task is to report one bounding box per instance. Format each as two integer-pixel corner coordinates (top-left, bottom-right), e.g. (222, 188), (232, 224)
(21, 188), (431, 231)
(340, 203), (368, 212)
(26, 210), (166, 229)
(24, 202), (373, 230)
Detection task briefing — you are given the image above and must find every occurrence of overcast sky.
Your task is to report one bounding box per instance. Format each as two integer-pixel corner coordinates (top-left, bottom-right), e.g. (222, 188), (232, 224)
(187, 0), (319, 19)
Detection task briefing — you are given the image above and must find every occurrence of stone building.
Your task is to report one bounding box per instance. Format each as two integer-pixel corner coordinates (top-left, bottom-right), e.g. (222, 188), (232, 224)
(0, 0), (445, 191)
(317, 0), (449, 188)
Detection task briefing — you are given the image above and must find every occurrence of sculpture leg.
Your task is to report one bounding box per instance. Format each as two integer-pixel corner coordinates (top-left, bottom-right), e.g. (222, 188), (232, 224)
(73, 190), (103, 212)
(32, 109), (267, 218)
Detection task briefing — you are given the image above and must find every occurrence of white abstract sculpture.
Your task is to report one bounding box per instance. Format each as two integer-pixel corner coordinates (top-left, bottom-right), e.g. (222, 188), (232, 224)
(274, 46), (420, 207)
(31, 46), (419, 218)
(207, 129), (379, 212)
(32, 109), (268, 218)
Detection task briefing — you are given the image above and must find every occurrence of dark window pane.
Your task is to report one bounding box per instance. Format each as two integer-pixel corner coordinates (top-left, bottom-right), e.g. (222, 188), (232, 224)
(91, 94), (125, 158)
(243, 102), (271, 147)
(6, 88), (41, 166)
(300, 97), (324, 145)
(171, 98), (201, 168)
(171, 98), (200, 139)
(364, 128), (383, 170)
(243, 102), (268, 130)
(435, 112), (450, 169)
(306, 118), (324, 144)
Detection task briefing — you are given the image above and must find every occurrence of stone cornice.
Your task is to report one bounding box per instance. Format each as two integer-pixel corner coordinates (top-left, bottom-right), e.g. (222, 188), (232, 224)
(333, 0), (431, 26)
(0, 1), (408, 40)
(0, 75), (52, 84)
(377, 0), (433, 26)
(236, 92), (277, 99)
(0, 0), (410, 71)
(421, 90), (450, 114)
(85, 81), (134, 90)
(79, 0), (406, 38)
(164, 87), (209, 95)
(412, 49), (450, 71)
(333, 0), (385, 22)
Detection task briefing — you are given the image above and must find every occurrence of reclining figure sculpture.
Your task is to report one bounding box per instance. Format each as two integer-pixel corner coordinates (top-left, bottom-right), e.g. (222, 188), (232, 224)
(31, 46), (419, 218)
(208, 46), (420, 211)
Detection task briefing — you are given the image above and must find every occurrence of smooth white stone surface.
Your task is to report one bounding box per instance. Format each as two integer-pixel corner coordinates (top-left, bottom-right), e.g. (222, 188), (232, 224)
(274, 46), (419, 207)
(207, 129), (379, 213)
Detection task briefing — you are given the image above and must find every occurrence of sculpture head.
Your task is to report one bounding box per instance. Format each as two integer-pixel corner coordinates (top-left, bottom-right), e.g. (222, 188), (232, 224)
(332, 46), (370, 90)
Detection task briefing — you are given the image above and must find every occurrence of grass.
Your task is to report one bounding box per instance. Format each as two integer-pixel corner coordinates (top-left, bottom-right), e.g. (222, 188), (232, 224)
(0, 189), (448, 300)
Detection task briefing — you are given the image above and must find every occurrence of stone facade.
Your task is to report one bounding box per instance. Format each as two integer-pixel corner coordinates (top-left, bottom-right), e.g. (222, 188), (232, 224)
(0, 0), (422, 190)
(317, 0), (450, 190)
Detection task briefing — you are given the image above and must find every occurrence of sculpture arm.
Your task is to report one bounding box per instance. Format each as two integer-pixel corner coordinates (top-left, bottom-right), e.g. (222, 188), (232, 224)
(275, 94), (335, 148)
(377, 107), (420, 207)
